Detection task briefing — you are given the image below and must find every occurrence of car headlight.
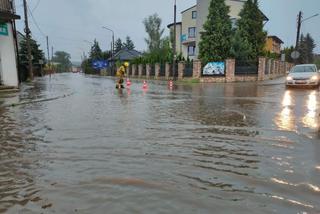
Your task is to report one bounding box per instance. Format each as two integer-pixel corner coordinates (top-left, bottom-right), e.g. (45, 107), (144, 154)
(286, 76), (293, 81)
(311, 75), (318, 81)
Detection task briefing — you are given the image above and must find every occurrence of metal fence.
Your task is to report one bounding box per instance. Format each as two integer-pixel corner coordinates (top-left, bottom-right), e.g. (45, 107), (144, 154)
(170, 64), (178, 78)
(159, 63), (165, 76)
(149, 64), (155, 76)
(235, 60), (258, 75)
(184, 62), (193, 77)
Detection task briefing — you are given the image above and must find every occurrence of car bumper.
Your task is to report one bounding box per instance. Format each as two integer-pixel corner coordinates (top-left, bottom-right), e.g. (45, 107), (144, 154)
(286, 80), (319, 87)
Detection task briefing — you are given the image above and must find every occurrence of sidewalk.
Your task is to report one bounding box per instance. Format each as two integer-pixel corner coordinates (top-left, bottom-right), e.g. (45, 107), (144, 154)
(259, 77), (286, 86)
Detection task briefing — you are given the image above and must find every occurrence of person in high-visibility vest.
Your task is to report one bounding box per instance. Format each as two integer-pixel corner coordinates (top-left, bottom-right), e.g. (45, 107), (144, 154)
(116, 62), (129, 89)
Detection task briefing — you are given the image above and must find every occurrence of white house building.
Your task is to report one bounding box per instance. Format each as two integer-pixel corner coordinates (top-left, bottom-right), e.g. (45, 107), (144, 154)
(0, 0), (20, 87)
(168, 0), (268, 60)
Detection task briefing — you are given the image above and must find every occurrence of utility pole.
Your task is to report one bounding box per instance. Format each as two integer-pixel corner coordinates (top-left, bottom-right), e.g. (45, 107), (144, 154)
(47, 36), (51, 72)
(172, 0), (177, 80)
(51, 46), (54, 61)
(23, 0), (33, 80)
(295, 11), (302, 50)
(46, 36), (50, 65)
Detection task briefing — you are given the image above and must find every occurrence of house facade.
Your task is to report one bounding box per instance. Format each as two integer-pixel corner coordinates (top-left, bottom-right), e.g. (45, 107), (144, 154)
(168, 0), (268, 60)
(0, 0), (20, 87)
(265, 36), (283, 54)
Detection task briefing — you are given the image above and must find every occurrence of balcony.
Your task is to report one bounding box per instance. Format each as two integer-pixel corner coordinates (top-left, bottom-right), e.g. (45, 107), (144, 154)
(0, 0), (20, 21)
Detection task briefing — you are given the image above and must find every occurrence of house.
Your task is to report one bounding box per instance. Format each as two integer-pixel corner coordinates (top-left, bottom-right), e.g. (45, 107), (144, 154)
(265, 36), (284, 54)
(0, 0), (20, 87)
(168, 0), (269, 60)
(110, 47), (142, 62)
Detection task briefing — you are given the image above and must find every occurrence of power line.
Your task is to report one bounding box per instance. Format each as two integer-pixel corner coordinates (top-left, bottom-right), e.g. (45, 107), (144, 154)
(27, 4), (46, 38)
(32, 0), (41, 12)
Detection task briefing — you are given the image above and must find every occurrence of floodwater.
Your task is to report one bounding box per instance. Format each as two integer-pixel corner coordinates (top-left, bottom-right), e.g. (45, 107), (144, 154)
(0, 73), (319, 214)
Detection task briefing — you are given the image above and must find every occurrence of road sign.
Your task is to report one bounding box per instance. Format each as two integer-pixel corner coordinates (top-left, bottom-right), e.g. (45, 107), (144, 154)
(39, 60), (44, 65)
(291, 51), (300, 59)
(0, 23), (8, 36)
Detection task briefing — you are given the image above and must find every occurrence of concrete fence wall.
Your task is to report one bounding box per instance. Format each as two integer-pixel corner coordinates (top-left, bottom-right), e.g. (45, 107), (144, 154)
(127, 57), (293, 83)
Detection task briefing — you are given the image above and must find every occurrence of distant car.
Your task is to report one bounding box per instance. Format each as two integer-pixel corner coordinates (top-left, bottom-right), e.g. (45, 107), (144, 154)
(286, 64), (320, 88)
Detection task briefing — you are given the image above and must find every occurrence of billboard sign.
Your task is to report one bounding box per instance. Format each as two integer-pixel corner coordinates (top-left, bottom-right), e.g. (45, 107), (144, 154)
(202, 62), (225, 76)
(92, 60), (108, 69)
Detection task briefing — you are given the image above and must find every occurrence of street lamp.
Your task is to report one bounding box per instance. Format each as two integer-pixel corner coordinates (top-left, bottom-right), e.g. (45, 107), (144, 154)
(102, 26), (115, 56)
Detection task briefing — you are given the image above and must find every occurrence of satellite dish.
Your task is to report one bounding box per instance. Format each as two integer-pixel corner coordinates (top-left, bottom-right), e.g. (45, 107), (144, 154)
(291, 51), (300, 59)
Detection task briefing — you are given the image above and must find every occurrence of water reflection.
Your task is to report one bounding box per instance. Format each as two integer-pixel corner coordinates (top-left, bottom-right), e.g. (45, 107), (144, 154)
(275, 91), (295, 131)
(302, 91), (319, 129)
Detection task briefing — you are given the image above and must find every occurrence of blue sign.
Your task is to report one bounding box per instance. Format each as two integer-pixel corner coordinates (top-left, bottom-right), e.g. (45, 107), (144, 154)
(203, 62), (225, 76)
(181, 34), (187, 42)
(92, 60), (108, 69)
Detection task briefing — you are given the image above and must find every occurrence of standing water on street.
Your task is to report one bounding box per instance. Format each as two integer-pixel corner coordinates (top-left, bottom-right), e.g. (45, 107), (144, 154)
(0, 74), (319, 213)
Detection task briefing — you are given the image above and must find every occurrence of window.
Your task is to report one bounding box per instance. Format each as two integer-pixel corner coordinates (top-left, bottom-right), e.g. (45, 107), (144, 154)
(188, 46), (196, 56)
(231, 18), (237, 29)
(192, 11), (197, 19)
(188, 27), (196, 38)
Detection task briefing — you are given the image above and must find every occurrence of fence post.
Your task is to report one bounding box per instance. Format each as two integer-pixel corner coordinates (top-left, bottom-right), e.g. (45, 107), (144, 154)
(258, 57), (267, 81)
(225, 59), (235, 83)
(193, 60), (201, 79)
(178, 61), (185, 80)
(165, 63), (171, 80)
(146, 64), (151, 79)
(155, 63), (160, 80)
(138, 64), (143, 78)
(132, 64), (136, 77)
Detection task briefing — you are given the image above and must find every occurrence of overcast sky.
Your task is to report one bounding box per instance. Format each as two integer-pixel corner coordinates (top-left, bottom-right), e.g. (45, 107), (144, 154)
(14, 0), (320, 62)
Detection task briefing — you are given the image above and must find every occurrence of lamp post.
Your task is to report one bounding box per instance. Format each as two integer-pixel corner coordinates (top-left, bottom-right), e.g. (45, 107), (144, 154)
(172, 0), (177, 80)
(102, 26), (115, 56)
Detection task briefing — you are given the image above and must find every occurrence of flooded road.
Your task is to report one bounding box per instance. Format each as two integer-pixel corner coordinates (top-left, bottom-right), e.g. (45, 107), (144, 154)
(0, 73), (319, 213)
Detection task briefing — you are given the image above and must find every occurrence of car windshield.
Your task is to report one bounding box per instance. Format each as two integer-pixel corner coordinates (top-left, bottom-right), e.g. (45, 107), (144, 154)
(291, 66), (316, 73)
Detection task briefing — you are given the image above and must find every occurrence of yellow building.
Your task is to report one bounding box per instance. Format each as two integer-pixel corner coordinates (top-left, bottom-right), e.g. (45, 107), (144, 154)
(265, 36), (284, 54)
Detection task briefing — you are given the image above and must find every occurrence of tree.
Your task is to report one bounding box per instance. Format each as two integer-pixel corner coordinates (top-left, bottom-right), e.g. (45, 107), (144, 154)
(123, 36), (135, 50)
(237, 0), (267, 60)
(19, 36), (45, 80)
(198, 0), (232, 63)
(89, 39), (103, 60)
(281, 46), (295, 63)
(230, 30), (252, 61)
(143, 14), (164, 52)
(52, 51), (72, 73)
(115, 38), (123, 53)
(298, 34), (316, 64)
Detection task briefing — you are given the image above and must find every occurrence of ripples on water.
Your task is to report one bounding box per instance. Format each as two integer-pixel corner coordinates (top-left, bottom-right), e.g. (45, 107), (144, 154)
(0, 74), (319, 213)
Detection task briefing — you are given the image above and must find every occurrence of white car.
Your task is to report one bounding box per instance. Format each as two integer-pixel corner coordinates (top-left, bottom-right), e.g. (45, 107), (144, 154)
(286, 64), (320, 88)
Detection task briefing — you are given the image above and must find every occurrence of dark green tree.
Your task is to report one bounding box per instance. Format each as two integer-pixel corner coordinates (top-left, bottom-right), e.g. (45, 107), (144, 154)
(89, 39), (103, 60)
(19, 36), (45, 80)
(115, 38), (123, 53)
(297, 34), (316, 64)
(143, 14), (164, 52)
(123, 36), (135, 50)
(198, 0), (232, 63)
(304, 33), (316, 63)
(230, 30), (252, 61)
(52, 51), (72, 73)
(281, 46), (295, 63)
(237, 0), (267, 60)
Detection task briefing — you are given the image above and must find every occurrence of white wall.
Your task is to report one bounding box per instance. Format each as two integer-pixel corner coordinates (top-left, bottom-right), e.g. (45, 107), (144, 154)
(0, 22), (19, 87)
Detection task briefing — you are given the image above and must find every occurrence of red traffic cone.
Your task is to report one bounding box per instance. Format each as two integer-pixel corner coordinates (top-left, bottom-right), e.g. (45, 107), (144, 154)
(169, 80), (173, 88)
(142, 80), (148, 89)
(126, 79), (131, 87)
